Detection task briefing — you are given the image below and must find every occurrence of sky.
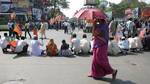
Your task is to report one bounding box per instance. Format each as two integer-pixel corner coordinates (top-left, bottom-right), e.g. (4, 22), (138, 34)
(62, 0), (150, 18)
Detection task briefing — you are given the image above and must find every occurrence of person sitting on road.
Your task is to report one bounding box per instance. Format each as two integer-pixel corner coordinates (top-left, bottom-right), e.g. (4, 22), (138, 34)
(108, 37), (121, 56)
(0, 33), (10, 53)
(71, 34), (81, 55)
(133, 34), (143, 51)
(80, 34), (90, 54)
(15, 36), (29, 55)
(46, 39), (58, 56)
(143, 29), (150, 50)
(128, 36), (137, 52)
(118, 37), (129, 54)
(31, 36), (44, 56)
(59, 40), (72, 56)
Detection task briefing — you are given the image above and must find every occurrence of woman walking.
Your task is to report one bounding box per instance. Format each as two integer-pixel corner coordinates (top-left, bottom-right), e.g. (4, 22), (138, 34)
(88, 19), (117, 80)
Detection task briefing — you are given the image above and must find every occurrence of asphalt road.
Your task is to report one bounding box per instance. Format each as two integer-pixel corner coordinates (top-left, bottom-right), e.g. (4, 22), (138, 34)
(0, 29), (150, 84)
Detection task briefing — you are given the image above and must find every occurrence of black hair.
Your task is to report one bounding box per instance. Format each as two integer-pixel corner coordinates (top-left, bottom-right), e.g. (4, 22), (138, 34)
(72, 33), (77, 38)
(4, 33), (8, 37)
(62, 40), (66, 43)
(83, 34), (87, 38)
(128, 18), (132, 21)
(21, 36), (25, 40)
(112, 17), (114, 20)
(109, 37), (114, 41)
(134, 33), (138, 37)
(33, 36), (38, 40)
(16, 36), (20, 40)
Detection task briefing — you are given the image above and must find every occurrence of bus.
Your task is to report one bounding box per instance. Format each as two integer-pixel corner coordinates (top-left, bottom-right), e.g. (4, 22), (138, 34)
(0, 13), (28, 30)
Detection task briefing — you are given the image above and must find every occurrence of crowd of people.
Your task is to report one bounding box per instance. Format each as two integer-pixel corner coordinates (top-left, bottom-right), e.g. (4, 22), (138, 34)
(108, 17), (150, 55)
(1, 17), (150, 57)
(1, 16), (150, 80)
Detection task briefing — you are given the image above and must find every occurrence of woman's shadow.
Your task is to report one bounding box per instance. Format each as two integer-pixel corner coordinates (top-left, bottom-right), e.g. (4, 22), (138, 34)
(94, 77), (136, 84)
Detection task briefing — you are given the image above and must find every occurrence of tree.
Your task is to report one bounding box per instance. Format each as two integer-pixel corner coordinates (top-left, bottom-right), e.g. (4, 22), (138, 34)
(32, 0), (69, 19)
(109, 0), (148, 18)
(98, 0), (108, 11)
(49, 0), (69, 18)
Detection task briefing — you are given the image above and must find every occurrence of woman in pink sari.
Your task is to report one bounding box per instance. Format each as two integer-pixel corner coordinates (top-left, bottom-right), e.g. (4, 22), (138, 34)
(88, 19), (117, 80)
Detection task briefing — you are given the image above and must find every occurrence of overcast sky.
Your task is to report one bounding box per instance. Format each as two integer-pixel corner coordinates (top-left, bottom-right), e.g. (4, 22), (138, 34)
(62, 0), (150, 18)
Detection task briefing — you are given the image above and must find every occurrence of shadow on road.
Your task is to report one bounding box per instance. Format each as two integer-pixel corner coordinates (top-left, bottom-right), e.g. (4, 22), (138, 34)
(77, 54), (91, 57)
(109, 52), (139, 57)
(13, 54), (77, 59)
(13, 54), (30, 59)
(94, 77), (136, 84)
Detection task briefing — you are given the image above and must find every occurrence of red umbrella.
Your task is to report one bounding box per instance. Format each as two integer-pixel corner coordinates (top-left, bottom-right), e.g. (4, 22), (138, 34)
(74, 8), (106, 20)
(141, 7), (150, 17)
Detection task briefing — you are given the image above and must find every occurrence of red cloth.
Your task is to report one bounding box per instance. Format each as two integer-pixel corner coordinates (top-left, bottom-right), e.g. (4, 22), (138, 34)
(9, 41), (17, 47)
(33, 28), (38, 37)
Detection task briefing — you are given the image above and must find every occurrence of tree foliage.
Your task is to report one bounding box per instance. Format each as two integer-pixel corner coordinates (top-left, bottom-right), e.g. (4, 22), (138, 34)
(50, 0), (69, 8)
(51, 0), (69, 18)
(110, 0), (148, 18)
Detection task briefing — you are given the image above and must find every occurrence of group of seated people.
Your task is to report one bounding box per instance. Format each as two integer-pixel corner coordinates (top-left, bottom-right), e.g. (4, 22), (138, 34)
(1, 28), (150, 57)
(0, 33), (28, 55)
(108, 28), (150, 56)
(0, 33), (92, 57)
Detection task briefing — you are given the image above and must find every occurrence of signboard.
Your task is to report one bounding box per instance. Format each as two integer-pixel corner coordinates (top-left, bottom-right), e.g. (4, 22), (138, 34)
(141, 7), (150, 17)
(32, 8), (42, 20)
(0, 4), (11, 12)
(84, 0), (99, 5)
(133, 8), (139, 18)
(0, 0), (11, 2)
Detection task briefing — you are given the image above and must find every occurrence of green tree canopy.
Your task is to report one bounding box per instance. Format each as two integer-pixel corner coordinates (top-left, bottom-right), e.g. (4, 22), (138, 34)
(109, 0), (148, 18)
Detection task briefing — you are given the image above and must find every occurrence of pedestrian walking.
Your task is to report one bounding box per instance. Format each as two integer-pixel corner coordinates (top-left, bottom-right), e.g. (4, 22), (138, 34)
(7, 20), (14, 37)
(88, 19), (118, 80)
(24, 21), (32, 39)
(63, 21), (69, 34)
(39, 21), (47, 39)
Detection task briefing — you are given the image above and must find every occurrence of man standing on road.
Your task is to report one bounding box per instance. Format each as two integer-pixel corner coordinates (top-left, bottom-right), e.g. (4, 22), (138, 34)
(24, 21), (32, 39)
(7, 20), (14, 37)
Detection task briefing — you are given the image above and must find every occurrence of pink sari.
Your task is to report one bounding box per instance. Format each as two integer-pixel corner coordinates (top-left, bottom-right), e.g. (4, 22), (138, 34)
(90, 36), (113, 78)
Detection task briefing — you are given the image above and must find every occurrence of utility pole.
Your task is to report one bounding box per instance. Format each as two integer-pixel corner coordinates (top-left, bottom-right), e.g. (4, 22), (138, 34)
(53, 0), (57, 17)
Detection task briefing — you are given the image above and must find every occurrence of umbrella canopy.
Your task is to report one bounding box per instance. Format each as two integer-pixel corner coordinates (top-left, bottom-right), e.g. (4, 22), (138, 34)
(141, 7), (150, 17)
(74, 8), (106, 20)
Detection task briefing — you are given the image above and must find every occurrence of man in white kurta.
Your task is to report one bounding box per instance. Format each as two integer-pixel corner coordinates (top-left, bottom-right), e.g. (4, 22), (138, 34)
(71, 34), (81, 54)
(15, 37), (28, 53)
(0, 33), (9, 53)
(80, 34), (90, 54)
(31, 37), (43, 56)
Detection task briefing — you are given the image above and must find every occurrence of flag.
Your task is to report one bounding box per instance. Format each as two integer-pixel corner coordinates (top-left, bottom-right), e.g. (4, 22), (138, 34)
(13, 23), (22, 36)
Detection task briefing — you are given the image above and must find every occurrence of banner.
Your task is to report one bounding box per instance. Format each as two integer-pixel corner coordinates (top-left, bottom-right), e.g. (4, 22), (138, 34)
(84, 0), (99, 5)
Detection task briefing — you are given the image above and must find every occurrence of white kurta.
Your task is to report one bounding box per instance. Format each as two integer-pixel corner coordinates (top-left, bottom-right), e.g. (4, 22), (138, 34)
(134, 37), (143, 49)
(31, 40), (43, 56)
(15, 40), (27, 53)
(0, 37), (9, 49)
(108, 40), (121, 55)
(118, 39), (129, 50)
(80, 38), (90, 53)
(71, 38), (81, 53)
(128, 37), (136, 49)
